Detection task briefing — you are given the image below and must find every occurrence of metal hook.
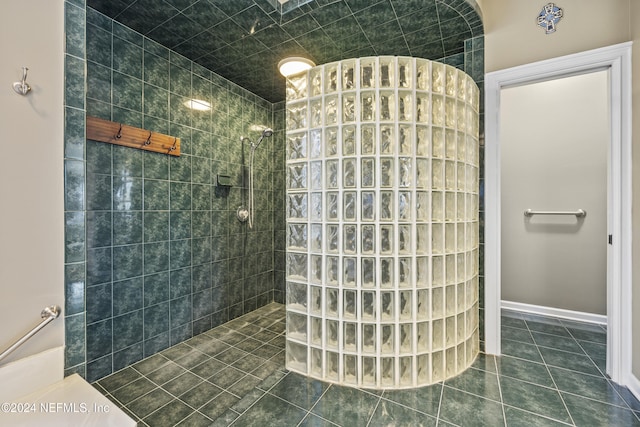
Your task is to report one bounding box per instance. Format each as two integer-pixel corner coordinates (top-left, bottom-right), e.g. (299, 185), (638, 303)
(169, 137), (177, 152)
(13, 67), (31, 96)
(145, 132), (152, 146)
(115, 124), (123, 139)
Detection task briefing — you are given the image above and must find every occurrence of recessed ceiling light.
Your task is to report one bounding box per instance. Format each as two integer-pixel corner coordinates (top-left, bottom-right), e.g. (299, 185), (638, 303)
(278, 57), (316, 77)
(183, 99), (211, 111)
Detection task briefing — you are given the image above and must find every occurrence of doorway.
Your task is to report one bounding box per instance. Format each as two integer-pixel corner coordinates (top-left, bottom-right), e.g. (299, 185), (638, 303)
(484, 42), (633, 386)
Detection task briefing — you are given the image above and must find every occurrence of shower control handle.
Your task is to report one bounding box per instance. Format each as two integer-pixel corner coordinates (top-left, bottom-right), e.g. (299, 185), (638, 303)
(236, 207), (249, 223)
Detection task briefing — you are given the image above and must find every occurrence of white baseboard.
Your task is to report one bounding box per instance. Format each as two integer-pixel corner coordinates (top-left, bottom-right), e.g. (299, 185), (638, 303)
(501, 300), (607, 325)
(626, 373), (640, 403)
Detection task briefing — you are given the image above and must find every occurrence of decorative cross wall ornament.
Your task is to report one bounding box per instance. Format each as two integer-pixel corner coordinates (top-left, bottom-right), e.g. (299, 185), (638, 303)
(537, 3), (564, 34)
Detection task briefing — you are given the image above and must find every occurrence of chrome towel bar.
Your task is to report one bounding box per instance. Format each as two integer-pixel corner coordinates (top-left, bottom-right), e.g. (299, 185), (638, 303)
(524, 209), (586, 218)
(0, 305), (61, 364)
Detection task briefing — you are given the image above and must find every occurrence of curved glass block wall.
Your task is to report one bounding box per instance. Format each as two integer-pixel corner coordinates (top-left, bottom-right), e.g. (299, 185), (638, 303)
(285, 57), (480, 389)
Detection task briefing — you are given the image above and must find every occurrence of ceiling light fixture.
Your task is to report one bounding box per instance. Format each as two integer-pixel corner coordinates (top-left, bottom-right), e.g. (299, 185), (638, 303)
(278, 57), (315, 77)
(183, 99), (211, 111)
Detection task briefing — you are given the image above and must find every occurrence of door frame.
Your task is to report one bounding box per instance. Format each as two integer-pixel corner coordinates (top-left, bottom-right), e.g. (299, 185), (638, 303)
(484, 42), (632, 385)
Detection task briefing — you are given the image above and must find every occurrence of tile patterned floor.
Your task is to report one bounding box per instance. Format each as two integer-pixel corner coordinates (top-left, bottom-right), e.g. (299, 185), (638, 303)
(93, 304), (640, 426)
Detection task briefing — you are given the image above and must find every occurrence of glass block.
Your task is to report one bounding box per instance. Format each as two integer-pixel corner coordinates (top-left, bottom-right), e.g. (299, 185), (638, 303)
(311, 316), (322, 345)
(344, 191), (356, 221)
(381, 324), (394, 354)
(466, 135), (477, 166)
(457, 163), (465, 191)
(432, 63), (444, 93)
(416, 256), (428, 288)
(361, 91), (375, 121)
(381, 158), (394, 187)
(361, 58), (375, 88)
(310, 68), (322, 97)
(362, 225), (375, 254)
(325, 127), (338, 157)
(433, 256), (444, 287)
(362, 323), (376, 352)
(344, 257), (356, 287)
(445, 98), (456, 128)
(416, 59), (430, 90)
(399, 125), (412, 155)
(457, 132), (466, 162)
(417, 322), (429, 351)
(398, 91), (412, 122)
(344, 354), (358, 385)
(380, 91), (395, 121)
(432, 95), (444, 126)
(344, 322), (357, 351)
(326, 256), (338, 286)
(287, 312), (307, 341)
(457, 312), (465, 341)
(432, 224), (444, 257)
(362, 191), (375, 221)
(310, 129), (322, 158)
(311, 192), (322, 221)
(457, 71), (466, 100)
(287, 163), (307, 190)
(380, 225), (393, 254)
(287, 253), (307, 280)
(446, 255), (456, 285)
(398, 257), (411, 288)
(326, 288), (338, 317)
(287, 102), (307, 130)
(327, 224), (339, 252)
(362, 258), (375, 287)
(432, 350), (444, 382)
(343, 224), (357, 254)
(400, 323), (412, 352)
(416, 159), (429, 189)
(456, 223), (465, 253)
(311, 255), (322, 284)
(381, 291), (394, 321)
(343, 94), (356, 123)
(343, 159), (356, 188)
(286, 74), (308, 100)
(445, 346), (456, 378)
(362, 291), (376, 320)
(399, 157), (412, 187)
(445, 161), (455, 190)
(416, 191), (428, 221)
(310, 98), (322, 128)
(381, 357), (394, 387)
(287, 133), (307, 160)
(416, 95), (430, 123)
(432, 194), (443, 223)
(326, 319), (338, 348)
(327, 351), (339, 381)
(310, 285), (322, 314)
(432, 319), (443, 350)
(380, 125), (394, 154)
(446, 285), (456, 317)
(310, 161), (322, 190)
(457, 101), (466, 132)
(343, 126), (356, 155)
(362, 356), (376, 386)
(361, 125), (375, 154)
(379, 57), (395, 87)
(416, 225), (428, 255)
(288, 223), (308, 250)
(445, 129), (456, 159)
(326, 193), (339, 221)
(399, 192), (411, 221)
(416, 126), (430, 156)
(344, 289), (356, 318)
(432, 160), (443, 190)
(445, 66), (456, 97)
(308, 348), (324, 376)
(287, 281), (308, 312)
(432, 127), (444, 158)
(457, 342), (466, 373)
(361, 158), (375, 188)
(325, 64), (338, 93)
(287, 341), (307, 372)
(325, 95), (338, 125)
(342, 60), (355, 90)
(380, 258), (394, 288)
(466, 277), (478, 307)
(399, 357), (413, 387)
(398, 224), (411, 255)
(445, 193), (455, 222)
(398, 58), (412, 88)
(417, 354), (429, 383)
(400, 291), (412, 320)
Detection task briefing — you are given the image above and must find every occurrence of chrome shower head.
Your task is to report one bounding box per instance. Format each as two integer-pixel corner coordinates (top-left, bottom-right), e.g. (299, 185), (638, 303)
(254, 127), (273, 148)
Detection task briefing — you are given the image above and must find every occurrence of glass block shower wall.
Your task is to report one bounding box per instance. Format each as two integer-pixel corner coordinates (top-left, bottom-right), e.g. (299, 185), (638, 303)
(285, 57), (480, 389)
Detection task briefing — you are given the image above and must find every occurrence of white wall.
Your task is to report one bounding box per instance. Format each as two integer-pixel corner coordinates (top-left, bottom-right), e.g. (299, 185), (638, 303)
(0, 0), (65, 365)
(500, 72), (608, 315)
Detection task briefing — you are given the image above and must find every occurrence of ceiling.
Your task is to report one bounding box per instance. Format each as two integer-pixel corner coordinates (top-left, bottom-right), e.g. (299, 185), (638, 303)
(86, 0), (483, 103)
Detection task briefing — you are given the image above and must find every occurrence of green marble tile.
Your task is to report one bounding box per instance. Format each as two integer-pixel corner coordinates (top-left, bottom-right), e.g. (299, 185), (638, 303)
(445, 366), (501, 401)
(269, 372), (329, 410)
(496, 356), (554, 388)
(562, 393), (640, 427)
(500, 376), (571, 423)
(503, 406), (570, 427)
(538, 347), (601, 376)
(439, 386), (504, 427)
(549, 367), (628, 407)
(311, 385), (379, 426)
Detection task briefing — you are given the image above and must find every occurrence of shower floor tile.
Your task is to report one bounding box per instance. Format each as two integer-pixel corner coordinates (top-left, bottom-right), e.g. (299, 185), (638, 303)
(92, 304), (640, 426)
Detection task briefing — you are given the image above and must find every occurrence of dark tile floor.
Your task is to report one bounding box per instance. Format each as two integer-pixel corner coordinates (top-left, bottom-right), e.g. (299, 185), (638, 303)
(93, 303), (640, 426)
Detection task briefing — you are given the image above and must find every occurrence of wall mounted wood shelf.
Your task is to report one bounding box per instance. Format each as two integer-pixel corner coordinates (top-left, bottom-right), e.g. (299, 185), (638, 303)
(86, 116), (180, 157)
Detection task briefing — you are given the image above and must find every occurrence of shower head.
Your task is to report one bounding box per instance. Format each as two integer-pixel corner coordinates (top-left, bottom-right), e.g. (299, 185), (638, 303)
(254, 127), (274, 148)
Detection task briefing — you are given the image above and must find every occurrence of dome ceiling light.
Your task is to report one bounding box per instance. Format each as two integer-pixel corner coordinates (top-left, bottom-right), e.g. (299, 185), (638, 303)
(278, 57), (316, 78)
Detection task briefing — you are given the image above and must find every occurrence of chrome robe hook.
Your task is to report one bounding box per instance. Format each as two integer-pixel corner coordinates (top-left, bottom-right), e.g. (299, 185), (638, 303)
(13, 67), (31, 96)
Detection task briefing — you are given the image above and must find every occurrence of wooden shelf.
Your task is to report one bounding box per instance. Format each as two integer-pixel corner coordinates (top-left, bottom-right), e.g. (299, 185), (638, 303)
(86, 116), (180, 157)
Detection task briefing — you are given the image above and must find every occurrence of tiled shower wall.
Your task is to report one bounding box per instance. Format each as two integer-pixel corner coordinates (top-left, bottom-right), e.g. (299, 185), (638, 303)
(64, 3), (285, 382)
